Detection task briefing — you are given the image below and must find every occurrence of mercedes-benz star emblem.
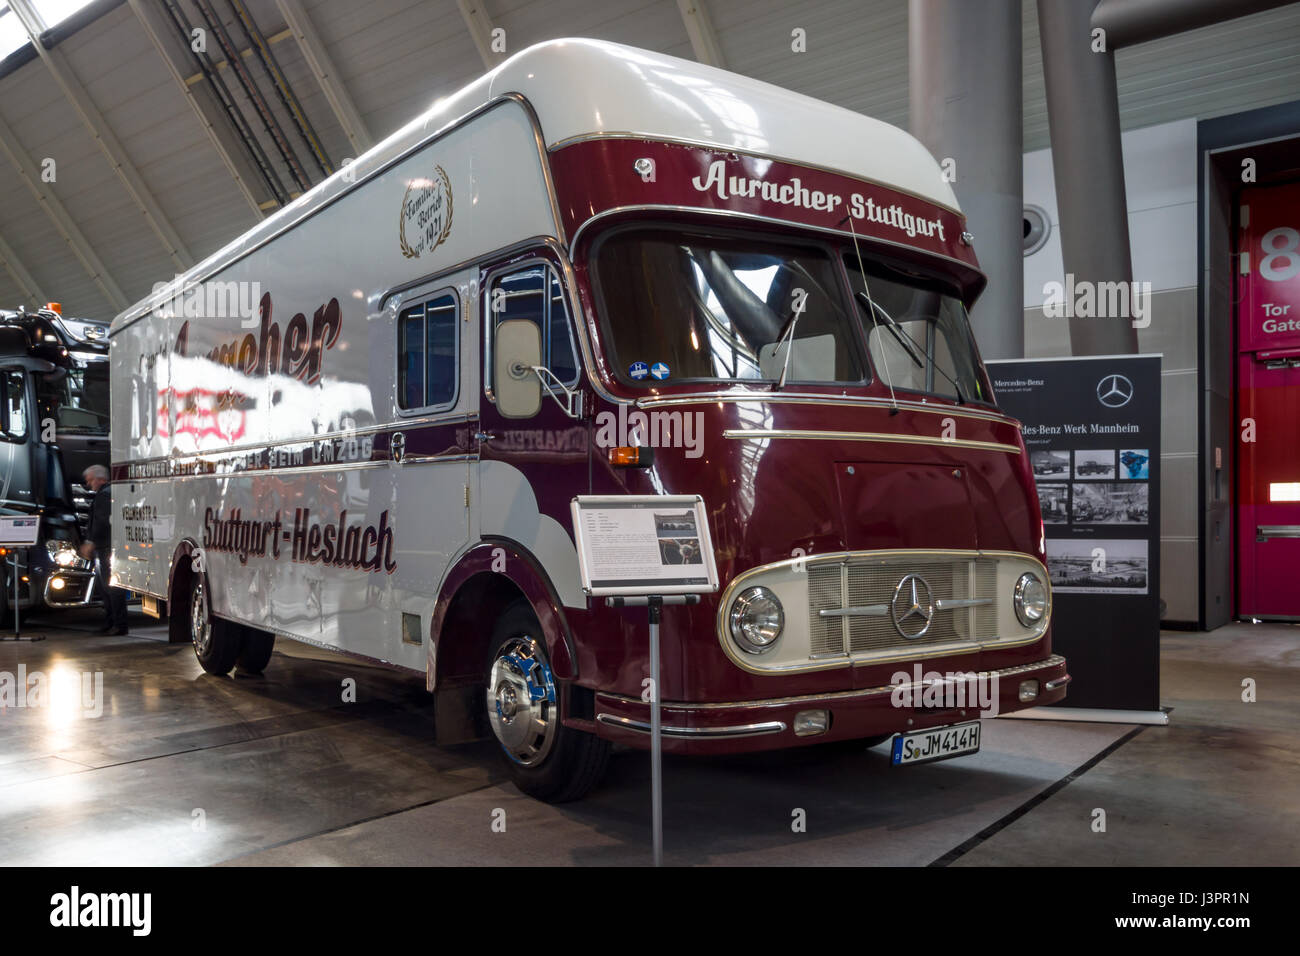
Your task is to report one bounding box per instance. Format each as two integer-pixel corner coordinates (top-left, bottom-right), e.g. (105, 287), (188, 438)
(1096, 374), (1134, 408)
(891, 574), (935, 639)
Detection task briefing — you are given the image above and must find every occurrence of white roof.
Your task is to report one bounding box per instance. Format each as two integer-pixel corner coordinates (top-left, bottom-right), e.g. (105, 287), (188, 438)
(499, 39), (957, 207)
(114, 38), (956, 331)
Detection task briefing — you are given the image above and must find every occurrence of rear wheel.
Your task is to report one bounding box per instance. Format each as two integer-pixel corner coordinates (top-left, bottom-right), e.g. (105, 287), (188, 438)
(189, 577), (241, 675)
(236, 626), (276, 674)
(485, 602), (610, 802)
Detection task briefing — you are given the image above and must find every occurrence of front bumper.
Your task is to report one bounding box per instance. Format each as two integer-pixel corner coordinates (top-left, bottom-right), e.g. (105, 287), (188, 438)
(591, 654), (1069, 754)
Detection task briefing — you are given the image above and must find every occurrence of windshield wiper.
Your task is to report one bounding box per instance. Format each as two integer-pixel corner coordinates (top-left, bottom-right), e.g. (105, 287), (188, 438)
(853, 292), (966, 405)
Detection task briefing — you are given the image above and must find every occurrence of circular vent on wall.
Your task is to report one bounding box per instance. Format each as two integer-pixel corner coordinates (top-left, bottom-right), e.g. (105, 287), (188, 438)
(1023, 204), (1051, 256)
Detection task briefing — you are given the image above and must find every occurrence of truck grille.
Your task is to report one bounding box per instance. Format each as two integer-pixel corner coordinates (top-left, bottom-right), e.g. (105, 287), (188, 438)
(808, 555), (999, 658)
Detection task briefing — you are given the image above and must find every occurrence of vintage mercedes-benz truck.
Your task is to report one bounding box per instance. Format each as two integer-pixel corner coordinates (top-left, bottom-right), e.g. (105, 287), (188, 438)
(109, 39), (1068, 801)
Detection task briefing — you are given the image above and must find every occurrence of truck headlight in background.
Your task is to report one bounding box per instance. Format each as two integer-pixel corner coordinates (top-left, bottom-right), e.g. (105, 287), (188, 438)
(1013, 572), (1048, 627)
(729, 586), (784, 653)
(46, 540), (79, 567)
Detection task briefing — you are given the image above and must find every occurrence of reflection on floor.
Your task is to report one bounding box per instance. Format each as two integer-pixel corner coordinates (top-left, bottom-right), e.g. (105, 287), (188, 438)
(1, 610), (1295, 865)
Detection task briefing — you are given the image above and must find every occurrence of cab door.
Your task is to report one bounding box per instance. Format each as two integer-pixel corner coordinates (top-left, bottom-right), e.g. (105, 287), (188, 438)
(476, 253), (589, 557)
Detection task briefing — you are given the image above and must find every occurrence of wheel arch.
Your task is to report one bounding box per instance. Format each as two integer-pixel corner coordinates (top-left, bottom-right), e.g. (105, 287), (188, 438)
(166, 537), (201, 644)
(430, 537), (580, 691)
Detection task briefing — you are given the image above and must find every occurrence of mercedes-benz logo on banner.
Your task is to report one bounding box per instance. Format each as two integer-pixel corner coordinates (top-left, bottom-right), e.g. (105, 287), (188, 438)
(1097, 374), (1134, 408)
(891, 574), (935, 639)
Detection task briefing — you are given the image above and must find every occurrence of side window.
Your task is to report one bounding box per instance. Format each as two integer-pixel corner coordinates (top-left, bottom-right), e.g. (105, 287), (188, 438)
(2, 369), (28, 440)
(398, 291), (459, 410)
(490, 263), (579, 388)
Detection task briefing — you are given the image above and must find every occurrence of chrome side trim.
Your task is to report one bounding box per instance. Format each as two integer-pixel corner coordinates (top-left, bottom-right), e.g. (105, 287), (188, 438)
(595, 713), (787, 738)
(635, 390), (1015, 425)
(722, 428), (1021, 455)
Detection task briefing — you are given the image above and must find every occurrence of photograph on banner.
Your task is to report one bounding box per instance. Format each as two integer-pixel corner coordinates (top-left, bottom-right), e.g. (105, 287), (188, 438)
(1046, 538), (1150, 594)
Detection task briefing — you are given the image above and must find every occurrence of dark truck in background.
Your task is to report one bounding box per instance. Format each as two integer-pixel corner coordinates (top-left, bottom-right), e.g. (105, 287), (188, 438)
(0, 306), (105, 623)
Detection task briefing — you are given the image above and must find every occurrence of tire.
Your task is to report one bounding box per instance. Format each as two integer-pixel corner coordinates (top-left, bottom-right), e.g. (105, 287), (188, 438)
(188, 575), (241, 675)
(485, 602), (610, 802)
(236, 626), (276, 674)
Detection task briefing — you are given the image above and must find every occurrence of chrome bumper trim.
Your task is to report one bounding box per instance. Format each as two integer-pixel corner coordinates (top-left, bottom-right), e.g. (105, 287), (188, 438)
(1044, 675), (1072, 691)
(595, 714), (788, 739)
(596, 654), (1068, 711)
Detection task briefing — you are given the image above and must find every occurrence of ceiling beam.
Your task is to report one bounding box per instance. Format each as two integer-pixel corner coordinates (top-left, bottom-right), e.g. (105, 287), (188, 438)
(9, 0), (193, 272)
(0, 107), (128, 313)
(181, 26), (294, 86)
(276, 0), (372, 155)
(0, 232), (51, 308)
(457, 0), (504, 70)
(676, 0), (726, 68)
(127, 0), (265, 219)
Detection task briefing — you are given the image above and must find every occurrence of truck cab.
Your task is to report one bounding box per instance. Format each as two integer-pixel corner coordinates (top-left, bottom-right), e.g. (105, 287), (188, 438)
(0, 314), (97, 622)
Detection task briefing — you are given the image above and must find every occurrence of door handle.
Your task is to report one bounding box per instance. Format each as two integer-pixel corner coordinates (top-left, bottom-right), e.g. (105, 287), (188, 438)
(474, 431), (496, 443)
(1256, 525), (1300, 541)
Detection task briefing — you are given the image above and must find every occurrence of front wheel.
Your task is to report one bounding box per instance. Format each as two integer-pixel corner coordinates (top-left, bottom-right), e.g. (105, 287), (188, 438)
(485, 603), (610, 802)
(190, 577), (241, 675)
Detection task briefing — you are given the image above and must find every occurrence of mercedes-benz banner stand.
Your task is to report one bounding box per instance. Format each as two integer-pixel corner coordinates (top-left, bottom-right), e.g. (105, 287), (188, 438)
(0, 515), (45, 642)
(571, 495), (719, 866)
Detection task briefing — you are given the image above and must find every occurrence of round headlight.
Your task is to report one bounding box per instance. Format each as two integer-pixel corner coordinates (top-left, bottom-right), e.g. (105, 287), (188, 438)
(1013, 572), (1048, 626)
(729, 586), (784, 654)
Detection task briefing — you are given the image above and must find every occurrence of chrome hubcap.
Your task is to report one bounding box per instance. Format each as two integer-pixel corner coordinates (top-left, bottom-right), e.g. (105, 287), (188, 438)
(191, 580), (211, 656)
(487, 636), (557, 766)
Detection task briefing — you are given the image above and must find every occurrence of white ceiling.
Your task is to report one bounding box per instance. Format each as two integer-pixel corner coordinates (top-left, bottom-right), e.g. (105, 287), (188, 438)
(0, 0), (1297, 322)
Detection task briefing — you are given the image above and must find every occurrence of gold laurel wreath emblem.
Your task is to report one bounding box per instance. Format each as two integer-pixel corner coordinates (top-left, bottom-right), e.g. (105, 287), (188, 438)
(399, 165), (454, 259)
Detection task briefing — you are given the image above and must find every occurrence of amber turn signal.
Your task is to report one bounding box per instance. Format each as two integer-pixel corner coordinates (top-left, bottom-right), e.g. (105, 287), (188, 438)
(607, 445), (654, 468)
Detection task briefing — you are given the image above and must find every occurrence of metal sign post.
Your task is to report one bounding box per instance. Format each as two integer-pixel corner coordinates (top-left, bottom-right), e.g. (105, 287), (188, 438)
(1, 516), (45, 643)
(605, 592), (700, 867)
(572, 495), (718, 867)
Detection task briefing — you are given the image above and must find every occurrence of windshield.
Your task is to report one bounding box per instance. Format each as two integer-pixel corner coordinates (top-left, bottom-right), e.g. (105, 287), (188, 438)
(844, 254), (993, 404)
(37, 361), (110, 435)
(592, 229), (868, 386)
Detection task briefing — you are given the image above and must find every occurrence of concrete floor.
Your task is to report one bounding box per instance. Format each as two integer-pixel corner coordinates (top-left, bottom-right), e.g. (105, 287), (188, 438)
(1, 608), (1295, 866)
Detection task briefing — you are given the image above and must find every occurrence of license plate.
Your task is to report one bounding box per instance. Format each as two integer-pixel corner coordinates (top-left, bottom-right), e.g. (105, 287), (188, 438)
(890, 720), (981, 766)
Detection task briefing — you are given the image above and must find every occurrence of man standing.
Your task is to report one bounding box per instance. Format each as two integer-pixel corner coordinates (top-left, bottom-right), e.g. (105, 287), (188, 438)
(79, 464), (127, 635)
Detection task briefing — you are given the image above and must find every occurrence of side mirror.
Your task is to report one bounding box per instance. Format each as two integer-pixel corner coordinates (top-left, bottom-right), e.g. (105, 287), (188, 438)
(493, 319), (542, 419)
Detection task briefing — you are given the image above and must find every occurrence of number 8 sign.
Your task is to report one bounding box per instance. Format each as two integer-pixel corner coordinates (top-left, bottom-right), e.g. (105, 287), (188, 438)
(1242, 184), (1300, 350)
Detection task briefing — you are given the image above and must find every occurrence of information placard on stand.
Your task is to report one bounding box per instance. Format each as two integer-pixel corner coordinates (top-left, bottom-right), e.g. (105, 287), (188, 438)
(0, 516), (45, 642)
(571, 495), (719, 865)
